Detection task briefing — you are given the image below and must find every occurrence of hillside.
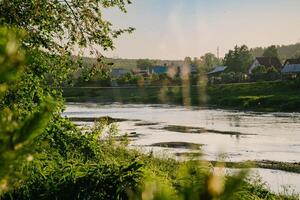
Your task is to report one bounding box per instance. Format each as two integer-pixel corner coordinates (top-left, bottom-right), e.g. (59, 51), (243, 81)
(251, 43), (300, 61)
(80, 43), (300, 69)
(82, 57), (184, 70)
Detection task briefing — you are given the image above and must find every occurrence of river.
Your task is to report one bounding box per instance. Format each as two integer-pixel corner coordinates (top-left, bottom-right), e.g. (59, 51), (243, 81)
(63, 103), (300, 194)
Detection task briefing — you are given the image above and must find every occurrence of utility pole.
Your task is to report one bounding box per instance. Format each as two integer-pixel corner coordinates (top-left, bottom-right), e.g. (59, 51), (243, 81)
(217, 46), (220, 59)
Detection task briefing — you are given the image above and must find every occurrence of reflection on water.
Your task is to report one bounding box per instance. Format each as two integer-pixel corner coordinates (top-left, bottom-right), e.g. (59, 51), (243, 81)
(228, 115), (241, 127)
(64, 103), (300, 163)
(63, 103), (300, 193)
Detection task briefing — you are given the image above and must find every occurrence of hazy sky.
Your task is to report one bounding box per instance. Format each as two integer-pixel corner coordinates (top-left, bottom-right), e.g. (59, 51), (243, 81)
(103, 0), (300, 60)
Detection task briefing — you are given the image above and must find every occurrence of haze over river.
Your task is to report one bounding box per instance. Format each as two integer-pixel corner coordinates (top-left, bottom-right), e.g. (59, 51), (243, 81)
(63, 103), (300, 194)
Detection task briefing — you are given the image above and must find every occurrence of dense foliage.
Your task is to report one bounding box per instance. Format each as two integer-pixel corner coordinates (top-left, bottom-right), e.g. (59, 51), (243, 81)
(0, 26), (56, 194)
(251, 43), (300, 61)
(262, 46), (279, 59)
(224, 45), (253, 73)
(0, 0), (135, 113)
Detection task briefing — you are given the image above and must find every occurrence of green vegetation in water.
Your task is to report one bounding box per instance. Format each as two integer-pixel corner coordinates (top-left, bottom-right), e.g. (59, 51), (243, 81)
(135, 122), (161, 126)
(150, 142), (204, 150)
(207, 160), (300, 174)
(162, 125), (207, 134)
(174, 152), (203, 157)
(114, 132), (142, 142)
(68, 116), (133, 123)
(64, 80), (300, 112)
(255, 160), (300, 173)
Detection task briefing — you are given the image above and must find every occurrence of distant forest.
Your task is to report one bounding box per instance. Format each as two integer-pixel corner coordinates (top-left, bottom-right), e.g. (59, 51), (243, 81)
(250, 43), (300, 61)
(83, 43), (300, 69)
(82, 57), (184, 70)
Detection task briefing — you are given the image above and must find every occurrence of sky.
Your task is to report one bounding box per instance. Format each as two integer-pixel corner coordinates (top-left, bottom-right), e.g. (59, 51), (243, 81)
(102, 0), (300, 60)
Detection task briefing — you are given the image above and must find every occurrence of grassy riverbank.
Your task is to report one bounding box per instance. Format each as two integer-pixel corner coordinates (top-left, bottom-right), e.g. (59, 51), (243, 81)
(64, 80), (300, 112)
(208, 81), (300, 112)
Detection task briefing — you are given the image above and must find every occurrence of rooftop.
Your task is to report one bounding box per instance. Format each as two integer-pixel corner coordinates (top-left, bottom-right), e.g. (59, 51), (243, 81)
(282, 64), (300, 73)
(255, 57), (282, 69)
(207, 66), (227, 75)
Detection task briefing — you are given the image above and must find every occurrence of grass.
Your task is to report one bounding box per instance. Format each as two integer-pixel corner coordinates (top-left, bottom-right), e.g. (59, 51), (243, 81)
(207, 81), (300, 112)
(63, 80), (300, 112)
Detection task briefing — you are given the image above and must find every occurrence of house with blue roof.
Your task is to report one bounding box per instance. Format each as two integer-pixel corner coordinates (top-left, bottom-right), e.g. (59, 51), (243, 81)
(282, 59), (300, 73)
(150, 66), (168, 75)
(282, 58), (300, 78)
(207, 66), (227, 76)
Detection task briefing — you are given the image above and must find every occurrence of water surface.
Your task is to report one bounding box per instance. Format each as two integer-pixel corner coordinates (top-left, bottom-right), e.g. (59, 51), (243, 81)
(63, 103), (300, 193)
(64, 103), (300, 163)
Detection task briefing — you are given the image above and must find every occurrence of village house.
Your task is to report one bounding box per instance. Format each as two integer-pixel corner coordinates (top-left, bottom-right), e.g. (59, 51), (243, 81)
(150, 66), (168, 75)
(207, 66), (227, 83)
(248, 57), (282, 74)
(207, 66), (227, 76)
(281, 58), (300, 77)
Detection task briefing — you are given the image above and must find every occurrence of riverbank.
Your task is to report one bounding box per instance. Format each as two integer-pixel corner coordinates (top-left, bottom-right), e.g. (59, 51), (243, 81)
(63, 81), (300, 112)
(208, 81), (300, 112)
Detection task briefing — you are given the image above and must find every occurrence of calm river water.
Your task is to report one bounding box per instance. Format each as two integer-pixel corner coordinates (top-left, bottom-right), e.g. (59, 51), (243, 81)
(63, 103), (300, 194)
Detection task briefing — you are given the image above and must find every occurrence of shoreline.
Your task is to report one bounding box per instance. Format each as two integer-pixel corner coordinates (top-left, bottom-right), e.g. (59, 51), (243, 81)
(63, 81), (300, 113)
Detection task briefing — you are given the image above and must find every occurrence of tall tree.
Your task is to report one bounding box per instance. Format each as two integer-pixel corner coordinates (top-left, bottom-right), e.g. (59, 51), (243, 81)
(199, 53), (221, 72)
(0, 0), (134, 55)
(292, 50), (300, 59)
(263, 45), (279, 58)
(224, 45), (253, 73)
(184, 57), (193, 65)
(0, 0), (134, 93)
(0, 0), (134, 113)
